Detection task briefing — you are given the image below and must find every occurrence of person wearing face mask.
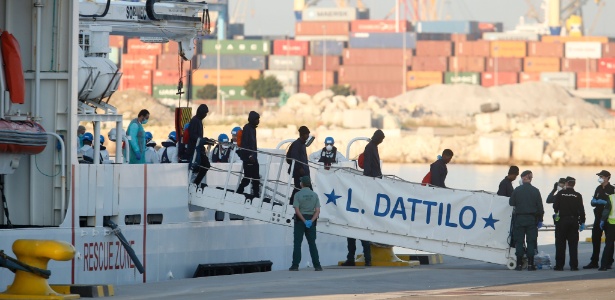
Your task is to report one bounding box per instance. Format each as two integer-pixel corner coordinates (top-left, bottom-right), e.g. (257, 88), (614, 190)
(211, 134), (236, 163)
(546, 178), (567, 204)
(430, 149), (453, 188)
(144, 132), (159, 164)
(231, 126), (242, 145)
(308, 137), (348, 167)
(288, 126), (312, 205)
(159, 131), (178, 164)
(127, 109), (150, 164)
(553, 177), (586, 271)
(497, 166), (519, 197)
(583, 170), (615, 269)
(236, 111), (260, 198)
(509, 170), (544, 271)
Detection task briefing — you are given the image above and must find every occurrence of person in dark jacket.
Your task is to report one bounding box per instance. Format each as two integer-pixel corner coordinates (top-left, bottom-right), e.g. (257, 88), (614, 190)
(553, 176), (586, 271)
(497, 166), (519, 197)
(288, 126), (311, 205)
(546, 178), (567, 204)
(188, 104), (212, 187)
(236, 111), (260, 198)
(363, 129), (385, 178)
(584, 170), (615, 269)
(430, 149), (453, 188)
(509, 170), (544, 271)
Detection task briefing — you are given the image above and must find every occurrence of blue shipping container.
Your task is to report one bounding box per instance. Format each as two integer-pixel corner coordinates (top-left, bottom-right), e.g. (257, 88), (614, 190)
(348, 32), (417, 49)
(416, 21), (480, 34)
(196, 55), (267, 70)
(310, 41), (345, 56)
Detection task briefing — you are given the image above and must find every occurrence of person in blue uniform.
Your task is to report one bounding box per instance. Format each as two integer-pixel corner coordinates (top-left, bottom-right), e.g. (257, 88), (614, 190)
(584, 170), (615, 269)
(553, 177), (585, 271)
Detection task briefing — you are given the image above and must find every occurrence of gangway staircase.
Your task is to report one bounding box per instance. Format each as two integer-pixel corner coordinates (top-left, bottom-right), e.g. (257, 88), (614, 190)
(189, 147), (518, 269)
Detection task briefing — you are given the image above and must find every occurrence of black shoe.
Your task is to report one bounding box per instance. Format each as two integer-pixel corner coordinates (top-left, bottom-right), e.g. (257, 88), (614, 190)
(315, 266), (323, 271)
(553, 266), (564, 271)
(583, 263), (599, 269)
(289, 266), (299, 271)
(365, 262), (372, 267)
(515, 265), (523, 271)
(598, 267), (608, 271)
(199, 183), (208, 189)
(341, 261), (355, 266)
(571, 267), (579, 271)
(608, 265), (613, 269)
(528, 265), (537, 271)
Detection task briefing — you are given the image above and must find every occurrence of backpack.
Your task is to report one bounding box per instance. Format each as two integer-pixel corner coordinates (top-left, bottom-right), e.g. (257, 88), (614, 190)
(236, 129), (243, 147)
(357, 152), (365, 169)
(421, 171), (432, 186)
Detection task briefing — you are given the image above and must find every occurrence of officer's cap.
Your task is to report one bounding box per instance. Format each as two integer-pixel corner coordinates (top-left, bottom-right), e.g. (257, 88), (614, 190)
(597, 170), (611, 177)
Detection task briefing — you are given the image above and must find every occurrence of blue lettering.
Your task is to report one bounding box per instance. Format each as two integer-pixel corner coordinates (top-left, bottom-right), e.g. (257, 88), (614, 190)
(438, 203), (444, 226)
(390, 197), (407, 220)
(406, 198), (422, 221)
(459, 206), (477, 229)
(346, 188), (359, 213)
(422, 201), (437, 224)
(445, 204), (458, 228)
(374, 193), (390, 217)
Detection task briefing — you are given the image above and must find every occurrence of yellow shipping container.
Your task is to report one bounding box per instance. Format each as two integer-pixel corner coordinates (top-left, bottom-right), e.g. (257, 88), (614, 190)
(490, 41), (527, 58)
(541, 35), (609, 44)
(523, 57), (561, 72)
(407, 71), (442, 88)
(192, 70), (261, 86)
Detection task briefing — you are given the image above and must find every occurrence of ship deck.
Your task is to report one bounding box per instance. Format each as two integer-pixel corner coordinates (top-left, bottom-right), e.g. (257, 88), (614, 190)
(112, 242), (612, 299)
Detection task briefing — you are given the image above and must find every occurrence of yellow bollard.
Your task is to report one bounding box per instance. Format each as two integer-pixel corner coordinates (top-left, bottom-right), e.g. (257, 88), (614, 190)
(338, 243), (420, 267)
(1, 239), (79, 300)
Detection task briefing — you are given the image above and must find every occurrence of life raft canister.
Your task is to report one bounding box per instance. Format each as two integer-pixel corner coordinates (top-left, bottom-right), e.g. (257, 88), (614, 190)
(0, 120), (47, 155)
(1, 30), (25, 104)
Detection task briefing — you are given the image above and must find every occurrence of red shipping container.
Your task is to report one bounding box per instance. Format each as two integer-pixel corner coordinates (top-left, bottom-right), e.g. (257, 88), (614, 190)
(577, 73), (614, 89)
(561, 58), (598, 72)
(523, 57), (560, 72)
(412, 57), (448, 72)
(157, 54), (191, 71)
(343, 49), (412, 66)
(351, 83), (405, 99)
(300, 71), (335, 86)
(350, 20), (411, 33)
(295, 22), (349, 36)
(450, 33), (480, 42)
(304, 56), (341, 71)
(416, 41), (453, 57)
(598, 58), (615, 73)
(486, 58), (523, 72)
(299, 85), (325, 96)
(603, 43), (615, 58)
(448, 57), (485, 72)
(153, 70), (185, 85)
(126, 38), (163, 55)
(481, 72), (518, 87)
(519, 72), (541, 83)
(109, 35), (124, 48)
(455, 40), (490, 57)
(121, 69), (152, 83)
(339, 66), (406, 83)
(122, 54), (158, 70)
(527, 42), (564, 57)
(162, 41), (180, 54)
(273, 40), (309, 56)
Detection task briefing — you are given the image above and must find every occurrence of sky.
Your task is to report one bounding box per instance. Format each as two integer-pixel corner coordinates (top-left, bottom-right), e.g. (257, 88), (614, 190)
(228, 0), (615, 37)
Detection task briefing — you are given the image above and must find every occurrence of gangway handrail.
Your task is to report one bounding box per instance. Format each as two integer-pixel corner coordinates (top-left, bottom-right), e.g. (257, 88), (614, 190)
(346, 137), (370, 159)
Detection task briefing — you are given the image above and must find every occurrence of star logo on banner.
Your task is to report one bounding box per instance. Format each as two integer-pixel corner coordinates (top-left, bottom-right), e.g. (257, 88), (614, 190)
(324, 189), (342, 206)
(482, 213), (499, 230)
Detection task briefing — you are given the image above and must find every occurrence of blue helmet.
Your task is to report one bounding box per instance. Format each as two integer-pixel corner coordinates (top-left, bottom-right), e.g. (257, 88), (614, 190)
(99, 135), (105, 145)
(183, 123), (190, 130)
(145, 132), (153, 141)
(218, 133), (229, 143)
(231, 126), (242, 135)
(168, 131), (177, 142)
(324, 137), (334, 145)
(83, 132), (93, 142)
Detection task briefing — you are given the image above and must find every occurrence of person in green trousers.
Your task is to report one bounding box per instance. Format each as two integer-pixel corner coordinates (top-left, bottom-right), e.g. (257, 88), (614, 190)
(289, 176), (322, 271)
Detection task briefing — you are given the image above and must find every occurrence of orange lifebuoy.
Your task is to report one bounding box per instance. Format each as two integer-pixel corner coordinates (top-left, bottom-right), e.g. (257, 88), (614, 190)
(1, 30), (25, 104)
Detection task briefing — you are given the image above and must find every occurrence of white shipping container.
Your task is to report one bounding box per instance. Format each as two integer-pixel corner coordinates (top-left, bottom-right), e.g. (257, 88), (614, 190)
(482, 32), (540, 41)
(302, 7), (357, 21)
(109, 47), (121, 65)
(263, 70), (299, 86)
(540, 72), (576, 89)
(565, 42), (602, 59)
(268, 56), (304, 71)
(282, 85), (298, 95)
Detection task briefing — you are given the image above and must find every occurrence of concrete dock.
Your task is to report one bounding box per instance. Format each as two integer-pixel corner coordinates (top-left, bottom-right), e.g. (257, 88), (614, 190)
(114, 242), (615, 299)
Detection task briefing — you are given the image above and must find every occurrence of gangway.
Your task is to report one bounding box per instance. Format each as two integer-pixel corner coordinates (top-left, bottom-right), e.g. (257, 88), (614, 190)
(189, 145), (518, 269)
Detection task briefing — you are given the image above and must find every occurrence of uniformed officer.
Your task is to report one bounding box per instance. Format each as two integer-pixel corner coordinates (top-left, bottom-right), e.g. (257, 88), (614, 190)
(553, 177), (586, 271)
(509, 170), (544, 271)
(289, 176), (322, 272)
(599, 192), (615, 271)
(583, 170), (615, 269)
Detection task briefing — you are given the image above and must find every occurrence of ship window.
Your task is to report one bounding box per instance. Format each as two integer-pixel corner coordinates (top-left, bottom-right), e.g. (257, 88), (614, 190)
(124, 214), (141, 225)
(146, 214), (163, 225)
